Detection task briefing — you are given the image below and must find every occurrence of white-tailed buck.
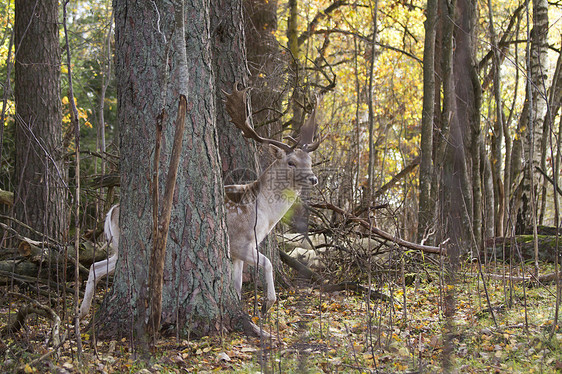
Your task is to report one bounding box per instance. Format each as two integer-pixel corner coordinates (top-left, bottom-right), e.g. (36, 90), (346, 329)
(78, 85), (321, 318)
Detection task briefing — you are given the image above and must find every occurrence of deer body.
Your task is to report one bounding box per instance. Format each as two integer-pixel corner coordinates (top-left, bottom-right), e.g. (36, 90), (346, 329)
(79, 150), (315, 318)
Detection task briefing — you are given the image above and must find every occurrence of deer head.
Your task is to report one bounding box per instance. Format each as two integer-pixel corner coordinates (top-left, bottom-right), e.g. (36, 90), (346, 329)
(224, 84), (321, 190)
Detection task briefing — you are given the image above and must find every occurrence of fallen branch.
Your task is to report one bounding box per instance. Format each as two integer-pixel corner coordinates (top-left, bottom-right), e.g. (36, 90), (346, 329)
(0, 270), (82, 297)
(479, 271), (561, 283)
(311, 202), (446, 255)
(0, 216), (60, 247)
(279, 250), (392, 302)
(17, 238), (92, 276)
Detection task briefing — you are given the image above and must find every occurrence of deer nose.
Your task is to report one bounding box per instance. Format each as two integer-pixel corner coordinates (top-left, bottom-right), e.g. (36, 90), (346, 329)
(309, 175), (318, 185)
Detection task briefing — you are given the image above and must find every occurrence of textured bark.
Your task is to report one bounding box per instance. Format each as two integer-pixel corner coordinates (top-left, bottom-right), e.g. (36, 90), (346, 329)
(210, 0), (259, 180)
(97, 0), (243, 342)
(14, 0), (67, 241)
(451, 0), (477, 247)
(416, 0), (437, 242)
(516, 0), (549, 234)
(243, 0), (281, 138)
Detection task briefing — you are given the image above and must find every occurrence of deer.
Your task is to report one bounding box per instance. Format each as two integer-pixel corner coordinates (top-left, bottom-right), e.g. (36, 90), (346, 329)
(223, 85), (321, 313)
(78, 85), (321, 318)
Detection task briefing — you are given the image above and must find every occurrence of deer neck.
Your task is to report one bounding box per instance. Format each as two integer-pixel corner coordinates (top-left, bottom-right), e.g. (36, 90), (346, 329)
(254, 164), (300, 231)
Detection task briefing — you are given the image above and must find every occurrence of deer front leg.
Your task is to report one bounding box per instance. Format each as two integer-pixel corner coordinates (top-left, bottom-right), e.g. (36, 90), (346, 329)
(235, 247), (276, 314)
(232, 258), (244, 298)
(78, 254), (117, 319)
(258, 254), (276, 314)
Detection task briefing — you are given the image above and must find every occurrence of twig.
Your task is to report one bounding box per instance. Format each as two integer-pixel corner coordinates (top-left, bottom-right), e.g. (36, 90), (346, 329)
(148, 95), (187, 339)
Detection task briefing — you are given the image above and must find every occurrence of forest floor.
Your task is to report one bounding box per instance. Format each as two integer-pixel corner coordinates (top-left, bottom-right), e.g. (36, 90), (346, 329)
(1, 263), (562, 373)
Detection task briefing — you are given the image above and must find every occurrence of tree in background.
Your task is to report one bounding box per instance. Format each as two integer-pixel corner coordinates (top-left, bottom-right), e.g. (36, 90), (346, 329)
(13, 0), (67, 241)
(513, 0), (549, 235)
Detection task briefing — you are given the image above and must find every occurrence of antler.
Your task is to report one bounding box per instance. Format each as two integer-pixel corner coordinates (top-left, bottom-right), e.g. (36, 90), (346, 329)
(224, 83), (323, 153)
(296, 96), (322, 152)
(224, 84), (292, 152)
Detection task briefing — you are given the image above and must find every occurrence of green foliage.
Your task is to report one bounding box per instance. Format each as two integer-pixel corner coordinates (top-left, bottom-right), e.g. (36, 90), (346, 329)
(0, 1), (116, 215)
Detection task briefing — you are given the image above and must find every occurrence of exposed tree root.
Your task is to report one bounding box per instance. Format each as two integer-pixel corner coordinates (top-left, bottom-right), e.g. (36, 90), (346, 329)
(1, 292), (61, 348)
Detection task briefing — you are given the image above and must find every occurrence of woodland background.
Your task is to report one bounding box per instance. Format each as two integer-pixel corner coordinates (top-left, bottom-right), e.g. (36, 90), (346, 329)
(1, 0), (562, 372)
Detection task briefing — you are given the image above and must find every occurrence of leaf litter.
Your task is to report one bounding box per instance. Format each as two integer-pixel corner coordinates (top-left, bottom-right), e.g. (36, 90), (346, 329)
(1, 263), (562, 373)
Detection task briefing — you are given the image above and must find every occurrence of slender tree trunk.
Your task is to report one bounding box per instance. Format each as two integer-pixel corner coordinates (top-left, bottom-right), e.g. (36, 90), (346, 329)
(487, 0), (504, 237)
(516, 0), (549, 234)
(417, 0), (438, 243)
(14, 0), (67, 241)
(366, 0), (378, 199)
(452, 0), (477, 247)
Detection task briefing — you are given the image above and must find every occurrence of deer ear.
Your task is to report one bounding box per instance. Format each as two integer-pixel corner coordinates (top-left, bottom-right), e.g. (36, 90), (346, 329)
(268, 144), (286, 159)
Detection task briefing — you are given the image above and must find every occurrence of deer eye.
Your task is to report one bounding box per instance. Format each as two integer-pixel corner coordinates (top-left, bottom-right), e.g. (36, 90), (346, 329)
(288, 160), (296, 168)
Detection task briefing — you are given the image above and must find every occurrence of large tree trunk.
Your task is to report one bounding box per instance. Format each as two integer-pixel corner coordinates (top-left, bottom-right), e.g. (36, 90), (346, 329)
(96, 0), (244, 342)
(243, 0), (281, 138)
(438, 0), (472, 249)
(210, 0), (259, 179)
(14, 0), (67, 241)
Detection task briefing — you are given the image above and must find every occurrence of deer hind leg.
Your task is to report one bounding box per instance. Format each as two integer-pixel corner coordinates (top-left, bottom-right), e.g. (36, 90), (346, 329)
(235, 247), (276, 313)
(78, 254), (117, 319)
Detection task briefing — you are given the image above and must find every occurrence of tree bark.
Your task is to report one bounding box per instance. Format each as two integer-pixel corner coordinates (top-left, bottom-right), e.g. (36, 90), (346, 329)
(243, 0), (281, 138)
(451, 0), (477, 248)
(14, 0), (67, 241)
(417, 0), (437, 243)
(96, 0), (244, 343)
(516, 0), (549, 234)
